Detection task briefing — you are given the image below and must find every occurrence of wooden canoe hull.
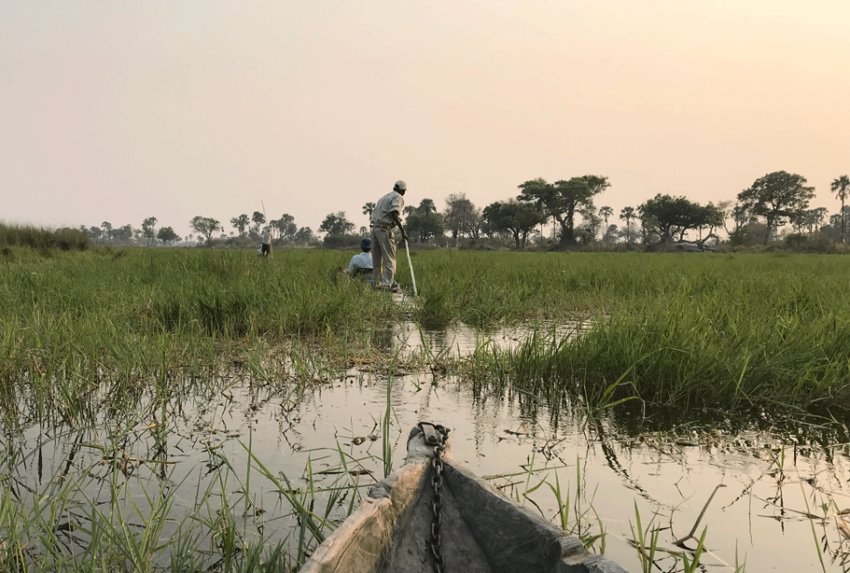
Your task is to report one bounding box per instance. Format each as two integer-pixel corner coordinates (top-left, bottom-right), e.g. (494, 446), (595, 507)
(300, 425), (626, 573)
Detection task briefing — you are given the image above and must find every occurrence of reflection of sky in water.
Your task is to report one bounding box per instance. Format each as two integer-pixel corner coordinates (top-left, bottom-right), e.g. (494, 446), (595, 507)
(391, 319), (592, 359)
(10, 321), (850, 572)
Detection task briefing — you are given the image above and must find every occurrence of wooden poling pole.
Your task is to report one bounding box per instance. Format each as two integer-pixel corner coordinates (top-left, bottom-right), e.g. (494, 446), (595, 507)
(404, 239), (417, 296)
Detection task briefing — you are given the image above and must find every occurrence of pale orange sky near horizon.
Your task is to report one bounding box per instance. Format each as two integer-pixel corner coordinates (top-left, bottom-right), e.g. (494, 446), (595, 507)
(2, 1), (848, 239)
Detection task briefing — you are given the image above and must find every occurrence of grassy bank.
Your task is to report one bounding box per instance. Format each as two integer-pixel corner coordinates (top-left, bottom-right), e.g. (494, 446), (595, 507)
(456, 252), (850, 413)
(4, 248), (850, 423)
(0, 248), (399, 429)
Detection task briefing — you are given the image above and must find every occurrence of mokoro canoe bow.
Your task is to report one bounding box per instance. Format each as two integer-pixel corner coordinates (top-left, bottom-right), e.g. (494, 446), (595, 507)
(300, 422), (626, 573)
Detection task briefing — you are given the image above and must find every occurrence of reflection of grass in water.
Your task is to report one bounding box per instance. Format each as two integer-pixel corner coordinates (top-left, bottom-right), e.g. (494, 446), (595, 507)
(483, 451), (727, 572)
(0, 427), (372, 572)
(0, 415), (766, 573)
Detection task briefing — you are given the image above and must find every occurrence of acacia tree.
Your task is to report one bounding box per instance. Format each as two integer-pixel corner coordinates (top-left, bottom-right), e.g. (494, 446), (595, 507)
(518, 176), (609, 247)
(319, 212), (354, 237)
(699, 203), (726, 245)
(156, 226), (180, 244)
(444, 193), (481, 244)
(294, 227), (315, 246)
(638, 194), (720, 244)
(190, 216), (223, 245)
(737, 171), (815, 245)
(272, 213), (297, 242)
(113, 224), (133, 242)
(831, 175), (850, 242)
(482, 199), (543, 250)
(87, 226), (102, 243)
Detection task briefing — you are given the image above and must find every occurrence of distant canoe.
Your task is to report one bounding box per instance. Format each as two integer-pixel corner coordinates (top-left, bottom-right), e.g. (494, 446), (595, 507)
(300, 423), (626, 573)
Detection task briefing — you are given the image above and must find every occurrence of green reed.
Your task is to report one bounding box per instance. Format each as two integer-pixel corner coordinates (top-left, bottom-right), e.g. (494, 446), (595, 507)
(457, 252), (850, 412)
(0, 425), (374, 573)
(0, 248), (400, 428)
(0, 223), (90, 252)
(5, 248), (850, 425)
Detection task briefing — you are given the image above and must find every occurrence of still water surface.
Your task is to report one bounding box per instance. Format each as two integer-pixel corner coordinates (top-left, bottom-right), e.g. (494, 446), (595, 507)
(14, 321), (850, 572)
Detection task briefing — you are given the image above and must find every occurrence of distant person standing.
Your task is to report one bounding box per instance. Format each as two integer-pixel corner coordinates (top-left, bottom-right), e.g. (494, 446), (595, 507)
(261, 228), (272, 257)
(370, 180), (409, 291)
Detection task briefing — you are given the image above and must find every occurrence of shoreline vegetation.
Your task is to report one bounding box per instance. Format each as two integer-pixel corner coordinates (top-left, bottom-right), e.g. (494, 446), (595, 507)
(4, 243), (850, 421)
(3, 236), (850, 571)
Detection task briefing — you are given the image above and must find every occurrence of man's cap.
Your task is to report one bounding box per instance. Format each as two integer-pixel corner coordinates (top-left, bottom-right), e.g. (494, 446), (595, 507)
(360, 237), (371, 249)
(394, 180), (407, 192)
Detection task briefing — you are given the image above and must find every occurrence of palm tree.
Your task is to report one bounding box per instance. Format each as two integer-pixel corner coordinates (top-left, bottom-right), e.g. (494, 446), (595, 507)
(619, 206), (635, 245)
(418, 198), (437, 216)
(251, 211), (266, 234)
(362, 202), (376, 219)
(230, 214), (250, 236)
(831, 175), (850, 242)
(598, 206), (613, 227)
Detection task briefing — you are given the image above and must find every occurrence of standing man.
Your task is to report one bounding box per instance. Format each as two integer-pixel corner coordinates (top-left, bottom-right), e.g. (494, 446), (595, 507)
(370, 180), (409, 291)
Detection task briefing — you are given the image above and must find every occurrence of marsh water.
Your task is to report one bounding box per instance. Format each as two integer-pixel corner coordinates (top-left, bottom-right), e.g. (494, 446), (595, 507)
(8, 318), (850, 572)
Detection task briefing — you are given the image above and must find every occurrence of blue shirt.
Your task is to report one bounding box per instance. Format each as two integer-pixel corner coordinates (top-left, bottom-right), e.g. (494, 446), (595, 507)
(347, 252), (373, 272)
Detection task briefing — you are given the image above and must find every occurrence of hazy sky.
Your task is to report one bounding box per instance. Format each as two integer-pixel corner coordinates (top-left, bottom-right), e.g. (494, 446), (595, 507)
(2, 1), (848, 239)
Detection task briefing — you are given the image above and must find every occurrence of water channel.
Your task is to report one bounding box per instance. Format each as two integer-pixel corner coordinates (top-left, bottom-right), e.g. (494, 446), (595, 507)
(7, 318), (850, 572)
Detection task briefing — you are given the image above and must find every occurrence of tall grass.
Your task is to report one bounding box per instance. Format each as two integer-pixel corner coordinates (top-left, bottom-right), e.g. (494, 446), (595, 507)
(0, 413), (379, 573)
(0, 223), (90, 251)
(5, 248), (850, 426)
(457, 253), (850, 413)
(0, 248), (400, 428)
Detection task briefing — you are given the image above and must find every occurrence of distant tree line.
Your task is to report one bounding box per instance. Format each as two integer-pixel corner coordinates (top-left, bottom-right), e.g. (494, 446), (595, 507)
(313, 170), (850, 251)
(81, 211), (317, 248)
(83, 218), (183, 247)
(78, 170), (850, 251)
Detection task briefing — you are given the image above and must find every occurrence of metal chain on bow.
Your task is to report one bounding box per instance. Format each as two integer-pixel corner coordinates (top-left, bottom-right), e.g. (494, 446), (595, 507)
(418, 422), (450, 573)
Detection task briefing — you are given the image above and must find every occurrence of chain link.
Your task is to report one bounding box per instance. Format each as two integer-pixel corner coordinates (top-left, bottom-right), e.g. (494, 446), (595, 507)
(420, 423), (449, 573)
